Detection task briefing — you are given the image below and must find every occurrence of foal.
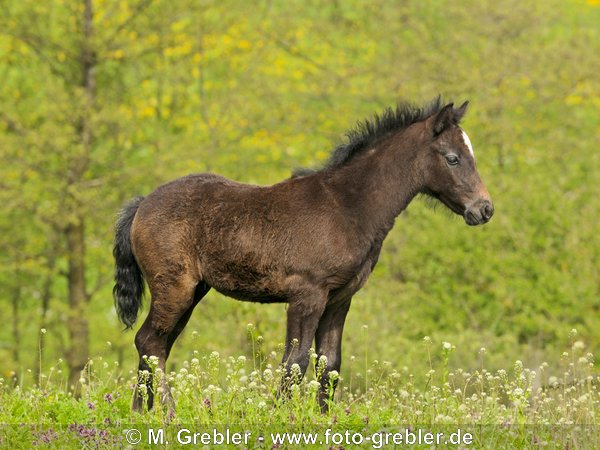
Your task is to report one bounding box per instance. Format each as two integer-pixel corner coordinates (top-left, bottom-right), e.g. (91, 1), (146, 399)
(113, 98), (493, 413)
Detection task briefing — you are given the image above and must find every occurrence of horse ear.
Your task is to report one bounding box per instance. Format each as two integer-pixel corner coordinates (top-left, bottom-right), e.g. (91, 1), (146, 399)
(455, 101), (469, 121)
(432, 103), (454, 136)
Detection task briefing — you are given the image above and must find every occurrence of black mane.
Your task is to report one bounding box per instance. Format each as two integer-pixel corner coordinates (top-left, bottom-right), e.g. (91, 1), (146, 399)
(293, 97), (444, 177)
(328, 97), (443, 169)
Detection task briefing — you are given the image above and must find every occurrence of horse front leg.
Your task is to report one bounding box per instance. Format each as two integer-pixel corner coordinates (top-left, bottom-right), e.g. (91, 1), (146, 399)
(315, 297), (352, 412)
(278, 289), (328, 400)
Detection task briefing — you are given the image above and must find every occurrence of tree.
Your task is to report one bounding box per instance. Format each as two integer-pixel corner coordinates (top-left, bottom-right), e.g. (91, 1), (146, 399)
(0, 0), (193, 388)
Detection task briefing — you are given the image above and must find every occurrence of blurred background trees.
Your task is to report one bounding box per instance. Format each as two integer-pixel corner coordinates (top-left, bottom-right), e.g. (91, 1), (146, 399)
(0, 0), (598, 388)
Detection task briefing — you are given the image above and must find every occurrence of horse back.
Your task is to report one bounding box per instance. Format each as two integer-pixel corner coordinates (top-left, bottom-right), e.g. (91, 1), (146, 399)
(130, 172), (374, 301)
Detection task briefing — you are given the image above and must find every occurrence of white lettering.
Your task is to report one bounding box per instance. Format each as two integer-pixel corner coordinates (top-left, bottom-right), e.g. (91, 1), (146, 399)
(177, 428), (191, 445)
(148, 428), (164, 444)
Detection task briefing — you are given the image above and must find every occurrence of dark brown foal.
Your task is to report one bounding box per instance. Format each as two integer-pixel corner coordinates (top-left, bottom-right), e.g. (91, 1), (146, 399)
(113, 98), (494, 414)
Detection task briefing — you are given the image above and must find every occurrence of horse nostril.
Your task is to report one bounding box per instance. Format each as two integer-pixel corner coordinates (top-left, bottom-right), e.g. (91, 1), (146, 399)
(481, 203), (494, 221)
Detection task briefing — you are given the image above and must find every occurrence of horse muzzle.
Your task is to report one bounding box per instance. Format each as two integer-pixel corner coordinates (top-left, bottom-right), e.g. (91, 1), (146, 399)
(464, 199), (494, 226)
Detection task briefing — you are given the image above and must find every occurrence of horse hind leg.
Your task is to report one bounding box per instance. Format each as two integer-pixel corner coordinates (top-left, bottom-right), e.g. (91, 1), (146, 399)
(132, 274), (201, 414)
(166, 281), (211, 358)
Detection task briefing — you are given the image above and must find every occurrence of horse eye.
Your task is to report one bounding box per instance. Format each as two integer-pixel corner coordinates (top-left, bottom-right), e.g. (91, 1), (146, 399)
(445, 154), (459, 166)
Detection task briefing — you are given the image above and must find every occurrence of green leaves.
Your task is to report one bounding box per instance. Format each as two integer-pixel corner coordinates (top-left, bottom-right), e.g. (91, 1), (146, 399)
(0, 0), (599, 384)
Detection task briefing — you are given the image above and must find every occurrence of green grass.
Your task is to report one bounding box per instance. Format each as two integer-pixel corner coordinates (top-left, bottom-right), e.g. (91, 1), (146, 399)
(1, 327), (600, 448)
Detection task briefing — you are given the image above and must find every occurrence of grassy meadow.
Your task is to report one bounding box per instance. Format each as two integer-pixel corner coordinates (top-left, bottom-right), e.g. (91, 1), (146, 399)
(2, 328), (600, 448)
(1, 0), (600, 448)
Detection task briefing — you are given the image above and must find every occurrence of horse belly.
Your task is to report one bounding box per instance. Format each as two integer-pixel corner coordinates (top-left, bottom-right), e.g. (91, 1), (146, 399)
(203, 260), (291, 303)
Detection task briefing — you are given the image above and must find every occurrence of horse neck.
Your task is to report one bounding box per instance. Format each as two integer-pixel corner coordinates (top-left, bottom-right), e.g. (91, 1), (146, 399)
(326, 128), (424, 236)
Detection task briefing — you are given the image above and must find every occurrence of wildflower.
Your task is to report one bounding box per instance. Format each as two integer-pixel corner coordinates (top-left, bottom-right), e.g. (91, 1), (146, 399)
(569, 328), (578, 338)
(263, 368), (273, 381)
(512, 388), (524, 397)
(318, 355), (328, 368)
(308, 380), (321, 390)
(147, 355), (159, 368)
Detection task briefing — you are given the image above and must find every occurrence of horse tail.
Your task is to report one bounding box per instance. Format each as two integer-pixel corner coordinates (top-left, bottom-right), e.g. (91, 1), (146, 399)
(113, 196), (145, 329)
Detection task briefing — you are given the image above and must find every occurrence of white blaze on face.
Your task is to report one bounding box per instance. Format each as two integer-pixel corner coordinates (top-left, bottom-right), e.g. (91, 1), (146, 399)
(461, 130), (475, 159)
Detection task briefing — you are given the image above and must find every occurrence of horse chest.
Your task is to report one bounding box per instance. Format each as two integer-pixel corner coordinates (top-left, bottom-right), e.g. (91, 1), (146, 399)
(326, 241), (382, 301)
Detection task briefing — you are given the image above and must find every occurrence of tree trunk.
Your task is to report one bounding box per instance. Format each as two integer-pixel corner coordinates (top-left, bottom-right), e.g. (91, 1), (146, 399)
(66, 0), (95, 392)
(66, 219), (89, 391)
(11, 267), (21, 367)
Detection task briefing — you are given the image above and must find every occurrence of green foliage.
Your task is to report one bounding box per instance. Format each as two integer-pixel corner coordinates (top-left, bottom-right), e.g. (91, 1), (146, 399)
(0, 0), (599, 420)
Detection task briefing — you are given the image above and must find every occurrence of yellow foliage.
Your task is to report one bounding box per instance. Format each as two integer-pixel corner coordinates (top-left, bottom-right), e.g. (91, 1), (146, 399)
(170, 19), (188, 33)
(118, 105), (132, 118)
(139, 106), (155, 118)
(147, 34), (159, 45)
(110, 49), (125, 60)
(164, 42), (192, 57)
(203, 34), (217, 47)
(5, 169), (20, 181)
(238, 40), (251, 49)
(265, 56), (288, 76)
(315, 150), (328, 161)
